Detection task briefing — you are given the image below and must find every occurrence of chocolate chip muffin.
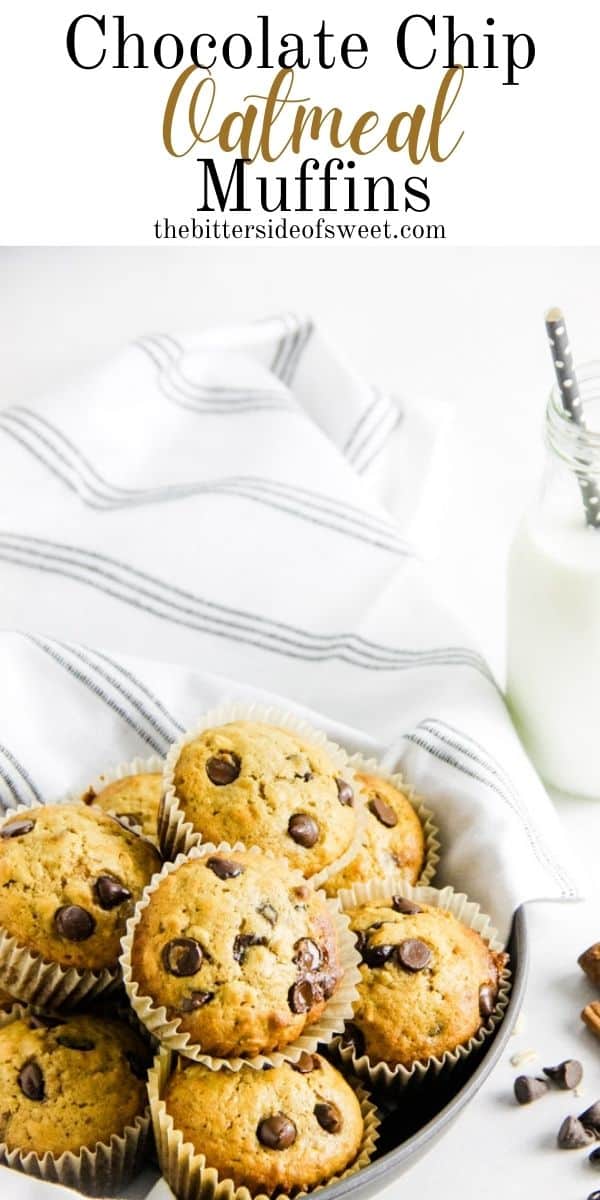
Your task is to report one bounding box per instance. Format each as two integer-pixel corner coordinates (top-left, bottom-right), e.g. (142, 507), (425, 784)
(166, 721), (357, 878)
(129, 849), (343, 1058)
(0, 805), (160, 973)
(344, 898), (506, 1068)
(162, 1054), (363, 1195)
(0, 1013), (150, 1157)
(324, 772), (426, 894)
(84, 772), (162, 843)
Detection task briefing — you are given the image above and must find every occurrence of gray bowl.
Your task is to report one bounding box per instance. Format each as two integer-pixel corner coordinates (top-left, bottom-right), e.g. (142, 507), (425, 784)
(320, 906), (528, 1200)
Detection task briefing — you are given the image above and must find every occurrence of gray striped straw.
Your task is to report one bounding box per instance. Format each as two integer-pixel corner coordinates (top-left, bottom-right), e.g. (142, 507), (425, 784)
(545, 307), (600, 527)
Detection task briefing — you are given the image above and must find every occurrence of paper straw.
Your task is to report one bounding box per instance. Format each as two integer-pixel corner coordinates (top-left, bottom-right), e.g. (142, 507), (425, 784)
(545, 307), (600, 527)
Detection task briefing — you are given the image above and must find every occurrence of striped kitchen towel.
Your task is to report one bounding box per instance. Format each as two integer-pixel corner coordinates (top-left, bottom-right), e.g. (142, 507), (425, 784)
(0, 313), (579, 939)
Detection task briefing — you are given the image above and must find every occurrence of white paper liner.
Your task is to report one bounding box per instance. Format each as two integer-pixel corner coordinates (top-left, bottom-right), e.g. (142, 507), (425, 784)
(149, 1048), (379, 1200)
(324, 753), (440, 894)
(157, 701), (366, 887)
(332, 878), (511, 1091)
(121, 842), (361, 1071)
(0, 999), (28, 1029)
(0, 802), (121, 1009)
(64, 753), (164, 848)
(0, 1108), (151, 1197)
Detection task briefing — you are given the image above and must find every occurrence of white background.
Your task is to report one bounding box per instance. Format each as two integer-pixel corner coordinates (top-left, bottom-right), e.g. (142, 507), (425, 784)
(2, 0), (600, 244)
(1, 245), (600, 1198)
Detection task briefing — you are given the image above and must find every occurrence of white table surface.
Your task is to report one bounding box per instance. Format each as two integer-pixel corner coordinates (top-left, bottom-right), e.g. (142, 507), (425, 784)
(1, 245), (600, 1200)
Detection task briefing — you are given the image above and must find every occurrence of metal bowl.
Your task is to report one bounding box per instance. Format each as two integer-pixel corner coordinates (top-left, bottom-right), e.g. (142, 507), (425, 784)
(320, 906), (528, 1200)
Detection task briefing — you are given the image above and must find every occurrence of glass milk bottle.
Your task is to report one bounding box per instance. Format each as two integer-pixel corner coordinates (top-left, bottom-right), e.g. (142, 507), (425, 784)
(507, 362), (600, 798)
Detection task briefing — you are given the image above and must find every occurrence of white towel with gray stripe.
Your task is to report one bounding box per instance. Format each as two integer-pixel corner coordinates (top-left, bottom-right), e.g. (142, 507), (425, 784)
(0, 313), (579, 946)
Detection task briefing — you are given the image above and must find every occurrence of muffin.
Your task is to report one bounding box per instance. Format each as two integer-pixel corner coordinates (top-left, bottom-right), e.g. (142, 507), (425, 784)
(0, 804), (160, 974)
(83, 772), (162, 843)
(160, 1054), (364, 1196)
(344, 898), (505, 1068)
(324, 771), (426, 894)
(127, 848), (344, 1058)
(164, 721), (357, 877)
(0, 1013), (150, 1158)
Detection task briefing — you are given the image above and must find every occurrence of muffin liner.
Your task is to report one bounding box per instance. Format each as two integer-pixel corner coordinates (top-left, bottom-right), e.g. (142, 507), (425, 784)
(148, 1048), (379, 1200)
(0, 1108), (151, 1197)
(120, 842), (361, 1070)
(64, 752), (165, 849)
(332, 878), (511, 1091)
(0, 802), (120, 1010)
(157, 701), (367, 887)
(0, 1000), (28, 1029)
(326, 752), (440, 891)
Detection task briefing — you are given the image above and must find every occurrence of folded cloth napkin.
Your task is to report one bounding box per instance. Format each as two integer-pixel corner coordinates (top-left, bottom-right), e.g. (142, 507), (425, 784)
(0, 313), (579, 955)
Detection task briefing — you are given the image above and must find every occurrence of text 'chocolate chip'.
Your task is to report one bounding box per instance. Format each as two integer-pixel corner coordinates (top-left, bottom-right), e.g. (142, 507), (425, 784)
(288, 813), (319, 848)
(95, 875), (132, 910)
(335, 778), (354, 807)
(257, 1113), (297, 1150)
(206, 856), (244, 879)
(54, 905), (96, 942)
(162, 937), (203, 977)
(18, 1060), (45, 1101)
(314, 1101), (343, 1133)
(206, 752), (241, 786)
(396, 939), (431, 972)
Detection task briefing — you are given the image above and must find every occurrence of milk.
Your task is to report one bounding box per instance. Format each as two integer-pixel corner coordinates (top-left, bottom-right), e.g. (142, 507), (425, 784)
(507, 503), (600, 797)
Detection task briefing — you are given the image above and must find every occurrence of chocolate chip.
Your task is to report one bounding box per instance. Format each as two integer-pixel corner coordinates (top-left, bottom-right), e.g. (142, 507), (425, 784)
(544, 1059), (583, 1089)
(514, 1075), (549, 1104)
(363, 942), (396, 967)
(57, 1035), (95, 1051)
(397, 939), (431, 972)
(28, 1013), (63, 1029)
(293, 1052), (320, 1074)
(557, 1115), (595, 1149)
(257, 1113), (297, 1150)
(125, 1051), (148, 1080)
(94, 875), (132, 910)
(233, 933), (267, 964)
(18, 1060), (45, 1101)
(369, 795), (398, 828)
(580, 1101), (600, 1132)
(392, 897), (422, 915)
(341, 1022), (366, 1057)
(205, 856), (244, 879)
(257, 903), (278, 926)
(288, 978), (321, 1013)
(335, 778), (354, 807)
(314, 1101), (343, 1133)
(589, 1146), (600, 1164)
(587, 1191), (600, 1200)
(180, 991), (214, 1012)
(115, 811), (143, 829)
(1, 818), (35, 839)
(205, 752), (241, 786)
(293, 885), (310, 902)
(479, 985), (496, 1019)
(162, 937), (203, 977)
(288, 813), (319, 848)
(54, 905), (96, 942)
(293, 938), (321, 972)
